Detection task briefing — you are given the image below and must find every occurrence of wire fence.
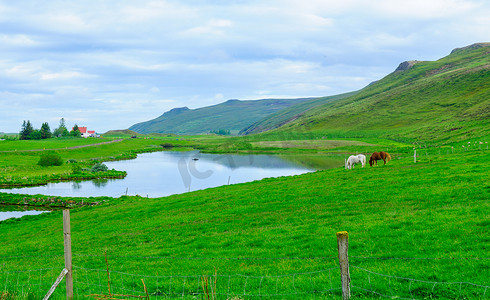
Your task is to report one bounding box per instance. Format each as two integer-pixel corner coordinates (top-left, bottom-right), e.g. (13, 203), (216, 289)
(72, 265), (341, 299)
(1, 255), (489, 299)
(351, 266), (490, 300)
(1, 267), (62, 298)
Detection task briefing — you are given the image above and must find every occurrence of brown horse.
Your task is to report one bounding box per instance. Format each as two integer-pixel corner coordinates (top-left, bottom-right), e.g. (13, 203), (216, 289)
(369, 151), (391, 166)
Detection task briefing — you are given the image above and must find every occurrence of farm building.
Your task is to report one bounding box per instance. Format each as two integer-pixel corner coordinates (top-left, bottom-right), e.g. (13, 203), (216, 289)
(74, 126), (97, 138)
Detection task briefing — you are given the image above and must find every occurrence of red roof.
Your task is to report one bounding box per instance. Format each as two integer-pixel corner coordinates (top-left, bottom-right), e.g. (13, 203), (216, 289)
(88, 130), (95, 134)
(78, 127), (87, 133)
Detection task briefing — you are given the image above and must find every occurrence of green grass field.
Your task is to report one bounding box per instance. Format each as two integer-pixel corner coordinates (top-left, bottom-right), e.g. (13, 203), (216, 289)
(0, 140), (488, 299)
(0, 136), (199, 187)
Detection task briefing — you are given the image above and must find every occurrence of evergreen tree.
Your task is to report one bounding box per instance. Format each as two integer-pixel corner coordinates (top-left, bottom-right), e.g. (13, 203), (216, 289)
(19, 120), (34, 140)
(40, 122), (52, 139)
(53, 118), (69, 137)
(19, 120), (27, 140)
(28, 129), (42, 140)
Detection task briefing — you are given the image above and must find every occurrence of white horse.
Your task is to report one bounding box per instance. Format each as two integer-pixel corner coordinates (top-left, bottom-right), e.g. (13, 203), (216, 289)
(345, 154), (366, 169)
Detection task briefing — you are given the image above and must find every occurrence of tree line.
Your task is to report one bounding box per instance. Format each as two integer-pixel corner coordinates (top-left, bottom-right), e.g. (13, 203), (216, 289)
(19, 118), (82, 140)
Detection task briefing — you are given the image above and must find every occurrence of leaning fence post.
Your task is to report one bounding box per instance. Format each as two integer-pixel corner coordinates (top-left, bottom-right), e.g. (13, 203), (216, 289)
(337, 231), (350, 300)
(63, 210), (74, 300)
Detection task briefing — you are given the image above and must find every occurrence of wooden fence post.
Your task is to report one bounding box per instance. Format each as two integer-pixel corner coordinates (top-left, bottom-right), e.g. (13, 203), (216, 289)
(63, 210), (74, 300)
(337, 231), (350, 300)
(43, 268), (68, 300)
(414, 149), (417, 163)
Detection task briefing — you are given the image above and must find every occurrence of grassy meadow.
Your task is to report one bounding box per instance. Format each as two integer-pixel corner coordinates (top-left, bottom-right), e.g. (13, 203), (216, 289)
(0, 136), (198, 187)
(0, 134), (488, 299)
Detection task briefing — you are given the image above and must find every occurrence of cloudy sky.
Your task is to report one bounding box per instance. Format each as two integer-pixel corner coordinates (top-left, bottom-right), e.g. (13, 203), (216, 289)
(0, 0), (488, 133)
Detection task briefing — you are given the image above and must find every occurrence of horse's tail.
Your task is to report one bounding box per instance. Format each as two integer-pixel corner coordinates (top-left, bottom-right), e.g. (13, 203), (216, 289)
(386, 153), (391, 162)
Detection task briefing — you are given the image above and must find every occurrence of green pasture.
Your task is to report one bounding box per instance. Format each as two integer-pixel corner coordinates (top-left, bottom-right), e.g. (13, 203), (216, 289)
(0, 137), (109, 152)
(0, 143), (488, 299)
(0, 137), (197, 186)
(251, 139), (376, 150)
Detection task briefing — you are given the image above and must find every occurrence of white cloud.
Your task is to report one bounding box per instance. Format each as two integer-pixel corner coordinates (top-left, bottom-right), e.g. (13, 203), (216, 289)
(213, 93), (225, 102)
(46, 14), (91, 32)
(0, 34), (37, 47)
(371, 0), (479, 19)
(183, 18), (233, 37)
(119, 1), (196, 23)
(41, 71), (91, 81)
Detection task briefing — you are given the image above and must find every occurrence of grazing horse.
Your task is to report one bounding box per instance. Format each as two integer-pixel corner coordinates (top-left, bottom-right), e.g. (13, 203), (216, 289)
(369, 151), (391, 166)
(345, 154), (366, 169)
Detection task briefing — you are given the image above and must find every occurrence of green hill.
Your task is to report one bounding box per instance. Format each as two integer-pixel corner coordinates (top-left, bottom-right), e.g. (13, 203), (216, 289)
(271, 43), (490, 144)
(102, 129), (139, 137)
(129, 98), (316, 135)
(239, 92), (357, 135)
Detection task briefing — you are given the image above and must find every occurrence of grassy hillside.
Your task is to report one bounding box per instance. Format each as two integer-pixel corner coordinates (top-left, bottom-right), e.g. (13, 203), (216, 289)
(129, 98), (316, 135)
(102, 129), (139, 137)
(1, 147), (488, 299)
(239, 92), (357, 135)
(271, 43), (490, 144)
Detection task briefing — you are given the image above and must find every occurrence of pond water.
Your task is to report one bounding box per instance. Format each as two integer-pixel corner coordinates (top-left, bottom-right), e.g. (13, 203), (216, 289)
(0, 151), (342, 198)
(0, 208), (49, 221)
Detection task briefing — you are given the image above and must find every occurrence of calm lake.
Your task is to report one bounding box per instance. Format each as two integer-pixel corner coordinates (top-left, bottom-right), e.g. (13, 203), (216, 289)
(0, 151), (342, 198)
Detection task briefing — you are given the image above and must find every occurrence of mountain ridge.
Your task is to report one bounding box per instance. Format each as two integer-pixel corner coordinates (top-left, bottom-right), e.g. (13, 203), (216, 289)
(129, 97), (317, 135)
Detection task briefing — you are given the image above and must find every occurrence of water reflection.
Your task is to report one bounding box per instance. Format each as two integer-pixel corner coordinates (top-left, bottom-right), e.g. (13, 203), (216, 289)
(72, 181), (82, 189)
(93, 179), (109, 188)
(0, 151), (343, 198)
(281, 154), (345, 170)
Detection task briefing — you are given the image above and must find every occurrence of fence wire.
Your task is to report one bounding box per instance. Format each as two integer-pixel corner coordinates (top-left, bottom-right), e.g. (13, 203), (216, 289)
(0, 268), (62, 298)
(351, 265), (490, 300)
(73, 265), (341, 299)
(2, 261), (488, 299)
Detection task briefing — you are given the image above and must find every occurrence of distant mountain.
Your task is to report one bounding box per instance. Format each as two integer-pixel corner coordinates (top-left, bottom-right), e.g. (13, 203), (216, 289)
(129, 98), (316, 135)
(269, 43), (490, 144)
